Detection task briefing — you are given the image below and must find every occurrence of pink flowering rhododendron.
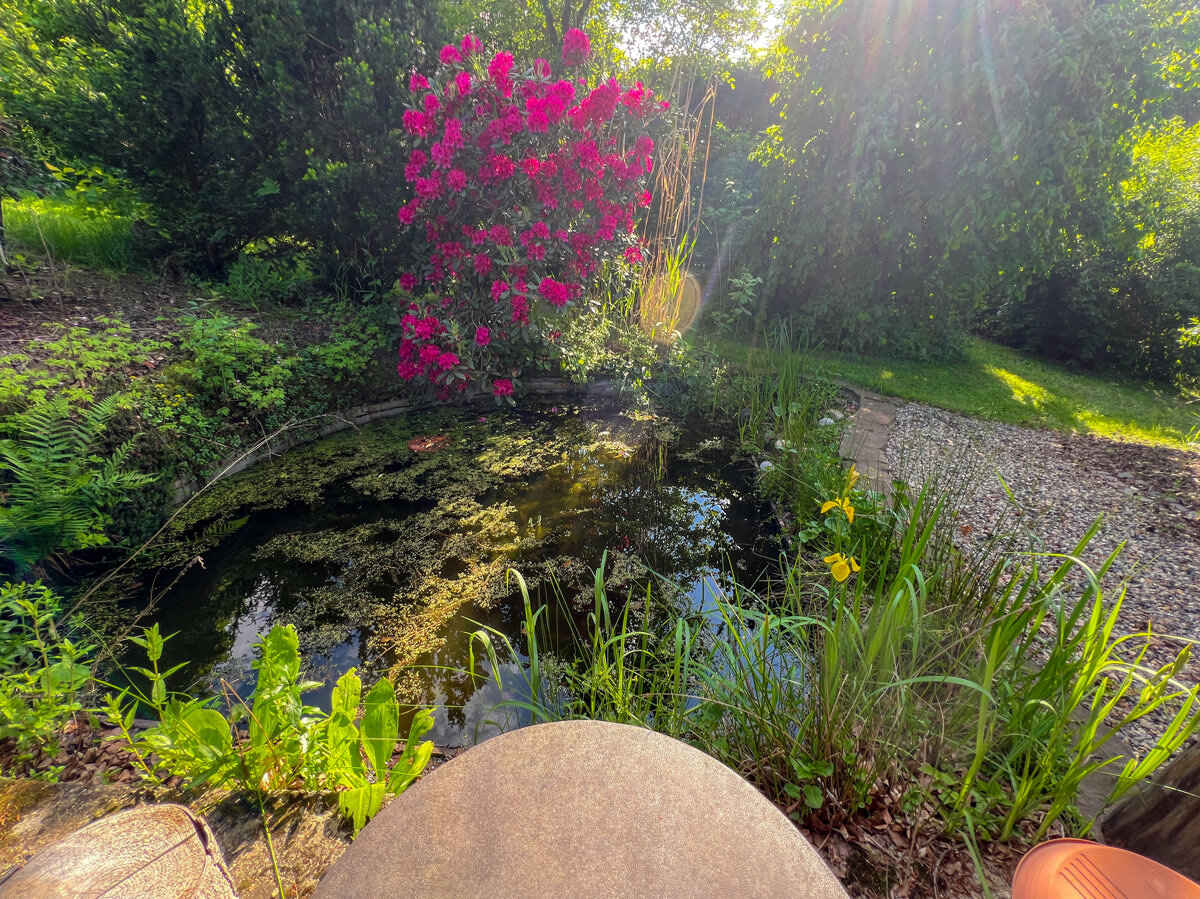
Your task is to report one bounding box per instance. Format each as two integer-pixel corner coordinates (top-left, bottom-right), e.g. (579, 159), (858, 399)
(460, 34), (483, 57)
(488, 51), (514, 97)
(561, 29), (591, 67)
(402, 109), (433, 137)
(394, 30), (663, 401)
(538, 277), (571, 307)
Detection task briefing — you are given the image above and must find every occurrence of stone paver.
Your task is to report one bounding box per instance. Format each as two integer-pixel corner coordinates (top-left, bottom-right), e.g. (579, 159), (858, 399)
(1, 803), (236, 898)
(837, 384), (900, 494)
(314, 720), (849, 898)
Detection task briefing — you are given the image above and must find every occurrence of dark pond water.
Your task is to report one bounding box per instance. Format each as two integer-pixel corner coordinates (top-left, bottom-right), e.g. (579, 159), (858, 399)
(136, 397), (778, 747)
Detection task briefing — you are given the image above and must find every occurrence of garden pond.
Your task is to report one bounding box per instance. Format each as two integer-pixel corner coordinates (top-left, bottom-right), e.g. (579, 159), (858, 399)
(130, 397), (778, 746)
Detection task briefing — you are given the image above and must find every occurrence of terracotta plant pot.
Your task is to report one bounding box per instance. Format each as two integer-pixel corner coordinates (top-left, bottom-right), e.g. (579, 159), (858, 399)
(1013, 838), (1200, 898)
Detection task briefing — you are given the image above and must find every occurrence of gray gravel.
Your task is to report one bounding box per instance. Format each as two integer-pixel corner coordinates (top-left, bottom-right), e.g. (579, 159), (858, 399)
(887, 402), (1200, 757)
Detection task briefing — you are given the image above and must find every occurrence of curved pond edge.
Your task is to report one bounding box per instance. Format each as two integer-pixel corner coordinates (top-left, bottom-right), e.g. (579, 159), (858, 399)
(169, 377), (624, 504)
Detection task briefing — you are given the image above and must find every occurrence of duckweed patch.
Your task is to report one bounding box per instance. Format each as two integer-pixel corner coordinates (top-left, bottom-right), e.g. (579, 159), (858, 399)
(130, 399), (778, 745)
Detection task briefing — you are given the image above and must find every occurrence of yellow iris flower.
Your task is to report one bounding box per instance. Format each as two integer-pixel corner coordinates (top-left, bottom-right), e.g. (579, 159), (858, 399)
(847, 464), (860, 489)
(823, 553), (861, 582)
(820, 496), (855, 524)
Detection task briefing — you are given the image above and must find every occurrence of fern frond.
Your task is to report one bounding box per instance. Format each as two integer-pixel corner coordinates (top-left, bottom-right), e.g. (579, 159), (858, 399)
(0, 396), (153, 573)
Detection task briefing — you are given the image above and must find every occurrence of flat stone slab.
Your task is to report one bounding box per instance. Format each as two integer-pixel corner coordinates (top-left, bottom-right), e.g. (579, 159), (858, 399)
(0, 779), (352, 898)
(315, 720), (848, 898)
(0, 803), (236, 898)
(837, 383), (900, 494)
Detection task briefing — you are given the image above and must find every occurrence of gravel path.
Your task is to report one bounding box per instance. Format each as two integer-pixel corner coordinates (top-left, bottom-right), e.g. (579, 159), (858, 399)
(887, 402), (1200, 756)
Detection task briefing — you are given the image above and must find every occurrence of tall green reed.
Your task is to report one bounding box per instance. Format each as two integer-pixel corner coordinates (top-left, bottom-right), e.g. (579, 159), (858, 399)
(467, 562), (703, 739)
(480, 487), (1200, 844)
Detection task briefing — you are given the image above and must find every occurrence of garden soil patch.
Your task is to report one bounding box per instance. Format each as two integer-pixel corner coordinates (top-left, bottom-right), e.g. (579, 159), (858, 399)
(0, 260), (329, 363)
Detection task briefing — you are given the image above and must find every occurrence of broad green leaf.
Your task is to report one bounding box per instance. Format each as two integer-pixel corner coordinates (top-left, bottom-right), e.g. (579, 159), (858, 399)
(338, 782), (386, 836)
(361, 678), (399, 779)
(386, 739), (432, 795)
(175, 704), (232, 757)
(326, 670), (364, 783)
(399, 707), (435, 758)
(803, 785), (824, 809)
(330, 668), (362, 721)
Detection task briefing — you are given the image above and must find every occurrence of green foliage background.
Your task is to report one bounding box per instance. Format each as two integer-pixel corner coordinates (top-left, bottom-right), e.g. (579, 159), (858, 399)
(1, 0), (445, 269)
(752, 0), (1199, 364)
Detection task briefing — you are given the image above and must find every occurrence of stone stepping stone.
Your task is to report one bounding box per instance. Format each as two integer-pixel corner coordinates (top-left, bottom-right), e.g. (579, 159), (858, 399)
(315, 720), (849, 898)
(0, 803), (236, 898)
(836, 383), (900, 495)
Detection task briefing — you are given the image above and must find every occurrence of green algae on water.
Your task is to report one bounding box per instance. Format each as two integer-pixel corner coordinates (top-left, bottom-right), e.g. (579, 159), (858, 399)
(128, 399), (779, 742)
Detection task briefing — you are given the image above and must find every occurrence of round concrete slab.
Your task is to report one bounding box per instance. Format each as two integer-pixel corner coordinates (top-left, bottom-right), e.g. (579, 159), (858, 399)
(314, 720), (848, 898)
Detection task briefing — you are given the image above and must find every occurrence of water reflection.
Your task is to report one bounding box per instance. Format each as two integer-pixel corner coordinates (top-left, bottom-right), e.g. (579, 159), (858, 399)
(138, 401), (777, 746)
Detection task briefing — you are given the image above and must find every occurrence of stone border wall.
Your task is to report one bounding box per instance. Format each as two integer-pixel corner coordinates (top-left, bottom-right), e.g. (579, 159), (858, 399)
(170, 377), (622, 503)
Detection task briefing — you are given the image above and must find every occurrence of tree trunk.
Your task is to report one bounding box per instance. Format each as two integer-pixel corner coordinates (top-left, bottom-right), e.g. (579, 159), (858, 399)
(1101, 737), (1200, 881)
(1, 196), (8, 267)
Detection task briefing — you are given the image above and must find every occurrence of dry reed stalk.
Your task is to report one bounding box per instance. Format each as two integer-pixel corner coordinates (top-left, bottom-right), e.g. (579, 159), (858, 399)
(636, 70), (717, 342)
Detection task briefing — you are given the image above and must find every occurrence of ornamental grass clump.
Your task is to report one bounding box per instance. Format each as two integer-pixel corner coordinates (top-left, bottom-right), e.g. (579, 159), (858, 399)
(394, 30), (667, 401)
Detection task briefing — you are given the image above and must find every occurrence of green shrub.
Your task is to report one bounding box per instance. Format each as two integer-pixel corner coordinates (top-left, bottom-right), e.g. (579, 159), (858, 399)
(754, 1), (1191, 359)
(704, 268), (760, 341)
(296, 297), (398, 389)
(170, 312), (295, 418)
(0, 581), (92, 771)
(995, 121), (1200, 384)
(3, 0), (444, 269)
(216, 253), (319, 309)
(0, 317), (166, 415)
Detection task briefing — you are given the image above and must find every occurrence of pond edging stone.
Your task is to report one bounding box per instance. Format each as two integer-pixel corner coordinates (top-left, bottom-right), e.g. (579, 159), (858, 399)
(170, 377), (619, 502)
(835, 381), (900, 494)
(313, 719), (849, 898)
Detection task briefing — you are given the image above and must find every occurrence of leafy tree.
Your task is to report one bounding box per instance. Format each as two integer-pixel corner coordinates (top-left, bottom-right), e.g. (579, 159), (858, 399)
(755, 0), (1198, 358)
(614, 0), (771, 71)
(441, 0), (772, 74)
(441, 0), (621, 64)
(996, 119), (1200, 382)
(1, 0), (445, 269)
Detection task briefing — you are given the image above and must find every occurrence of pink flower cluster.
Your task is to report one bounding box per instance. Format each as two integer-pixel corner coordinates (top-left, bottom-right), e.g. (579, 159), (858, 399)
(394, 30), (661, 402)
(397, 308), (462, 387)
(561, 29), (591, 67)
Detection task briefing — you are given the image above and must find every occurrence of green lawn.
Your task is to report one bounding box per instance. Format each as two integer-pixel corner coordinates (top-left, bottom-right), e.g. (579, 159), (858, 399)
(812, 338), (1199, 448)
(5, 195), (139, 271)
(717, 336), (1199, 448)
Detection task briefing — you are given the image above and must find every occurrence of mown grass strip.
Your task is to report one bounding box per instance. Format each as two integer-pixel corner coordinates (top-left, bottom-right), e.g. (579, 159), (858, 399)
(715, 336), (1199, 448)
